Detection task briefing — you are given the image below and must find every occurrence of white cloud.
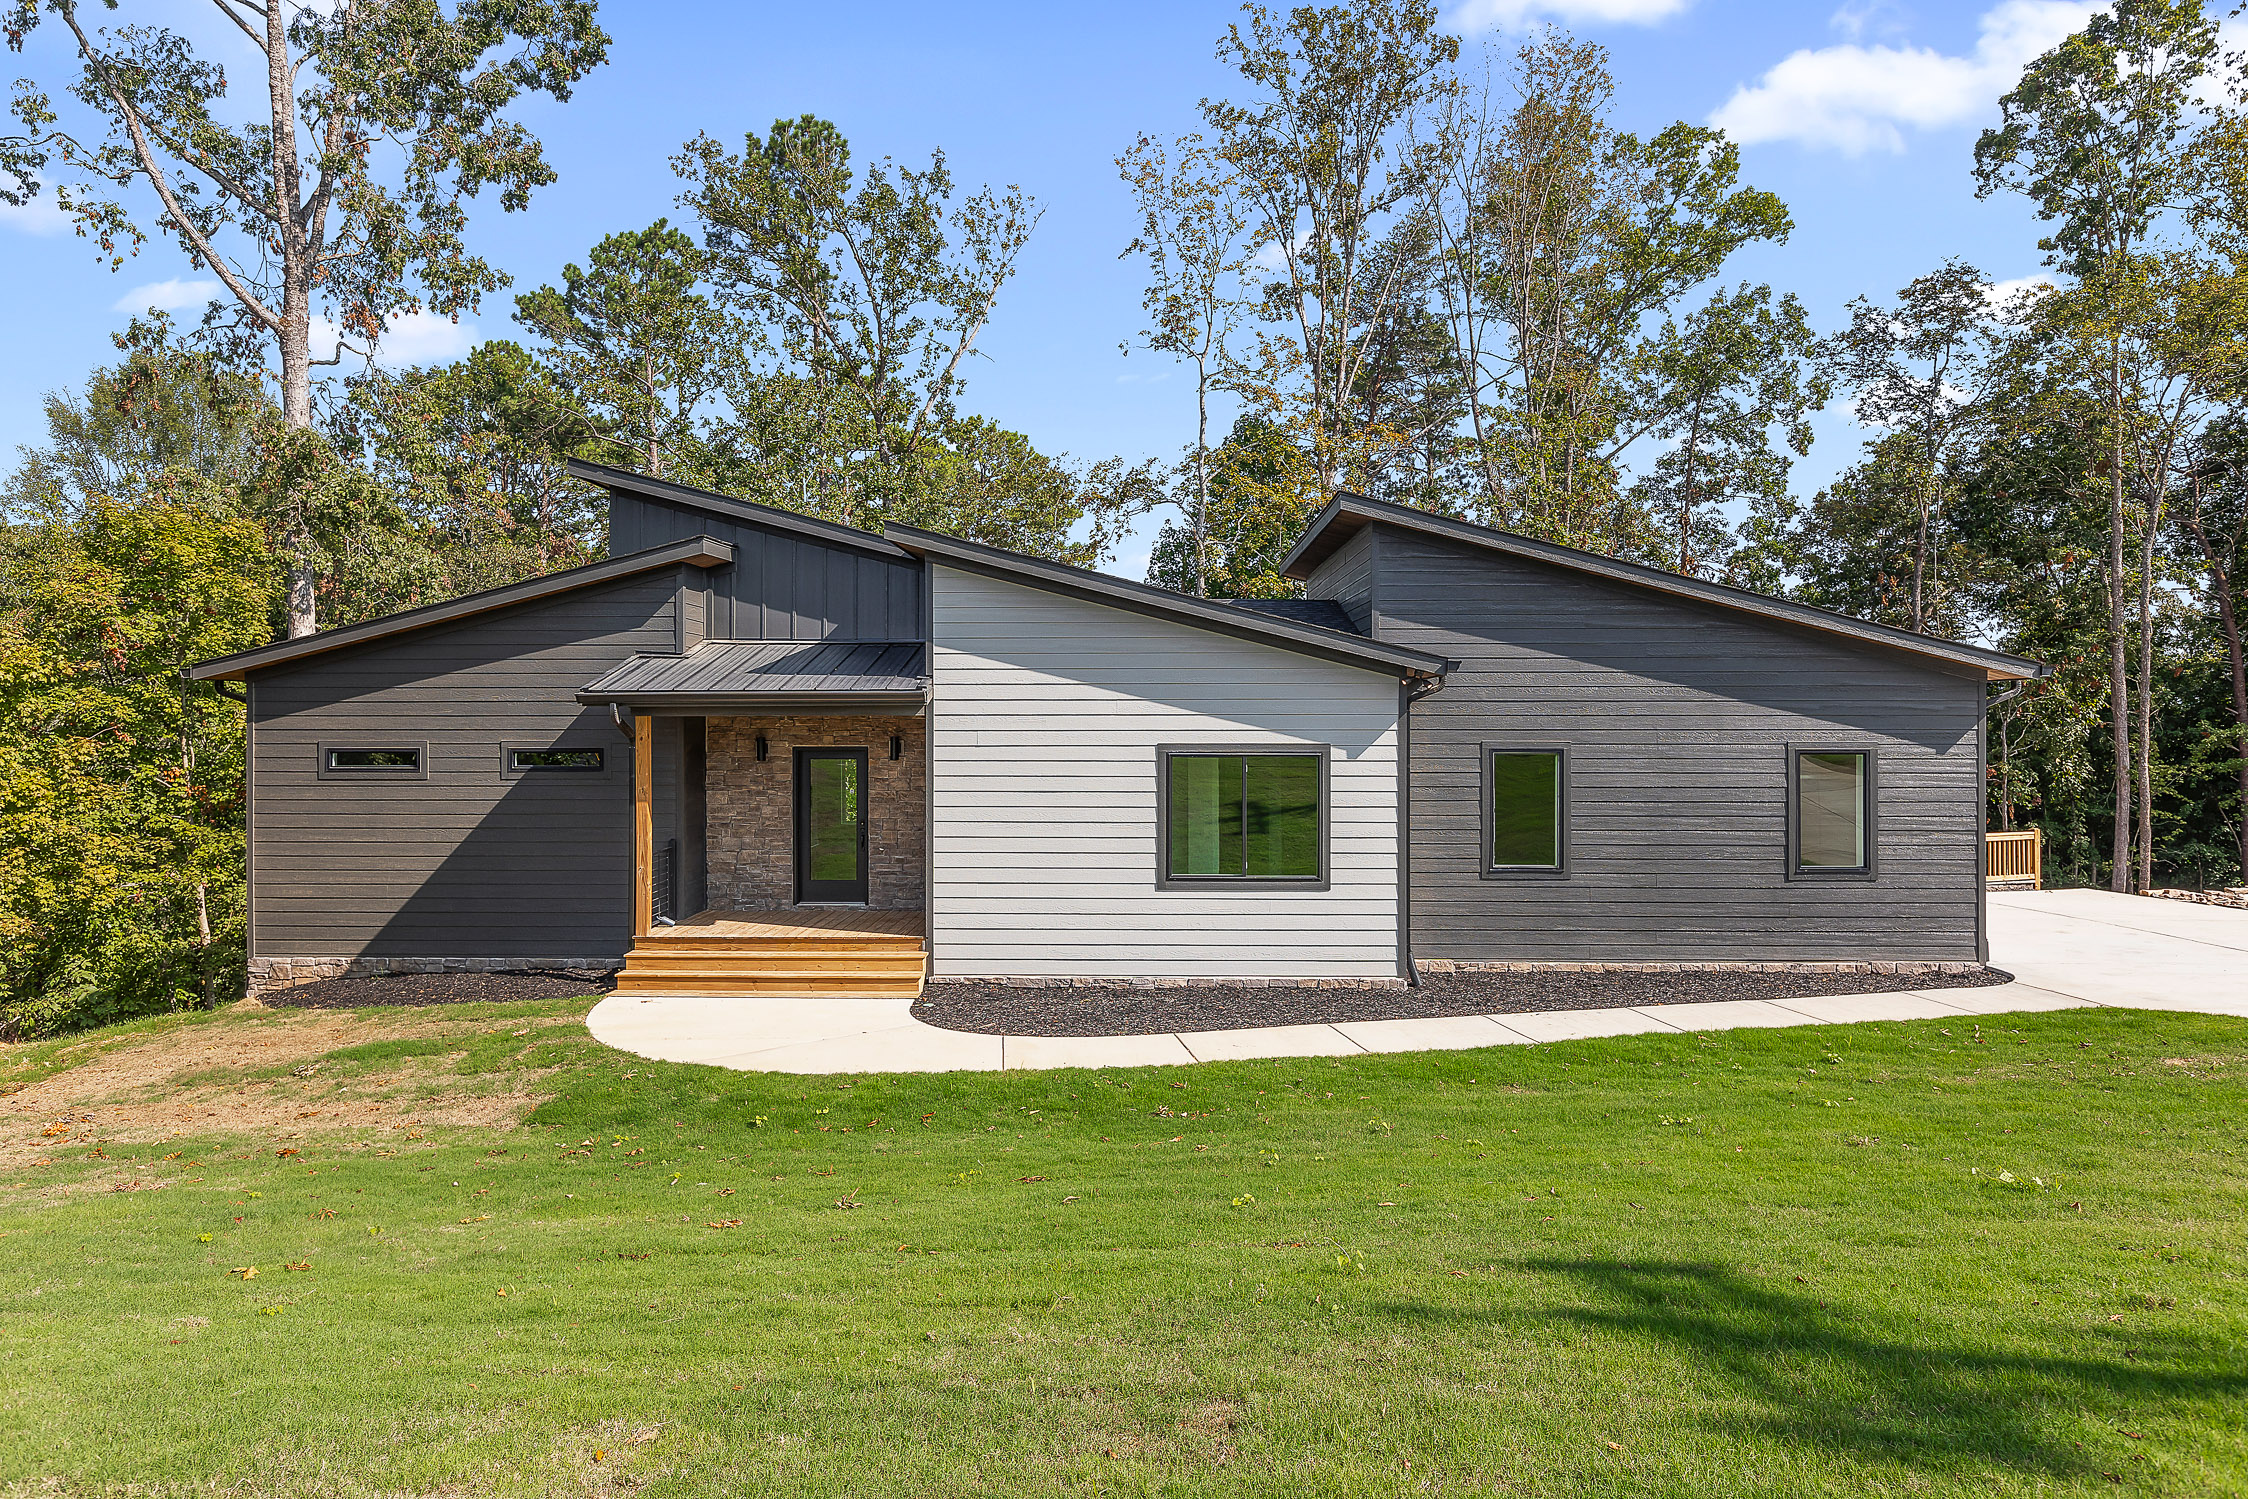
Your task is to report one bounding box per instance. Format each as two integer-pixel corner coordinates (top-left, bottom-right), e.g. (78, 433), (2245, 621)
(112, 277), (223, 313)
(1448, 0), (1691, 29)
(1987, 273), (2055, 302)
(310, 307), (479, 370)
(1709, 1), (2100, 155)
(0, 188), (71, 236)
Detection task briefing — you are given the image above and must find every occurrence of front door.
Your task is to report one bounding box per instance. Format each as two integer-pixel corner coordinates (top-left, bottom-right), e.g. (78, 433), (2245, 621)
(793, 748), (870, 904)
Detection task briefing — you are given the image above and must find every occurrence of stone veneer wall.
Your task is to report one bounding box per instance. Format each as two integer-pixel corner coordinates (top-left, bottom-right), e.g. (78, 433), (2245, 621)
(705, 715), (925, 911)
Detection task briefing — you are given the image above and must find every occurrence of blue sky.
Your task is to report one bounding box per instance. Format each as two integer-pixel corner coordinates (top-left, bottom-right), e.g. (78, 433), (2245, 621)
(0, 0), (2108, 576)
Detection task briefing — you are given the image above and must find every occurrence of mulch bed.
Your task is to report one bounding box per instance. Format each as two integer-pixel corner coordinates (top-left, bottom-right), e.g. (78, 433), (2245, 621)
(255, 970), (616, 1010)
(913, 966), (2015, 1038)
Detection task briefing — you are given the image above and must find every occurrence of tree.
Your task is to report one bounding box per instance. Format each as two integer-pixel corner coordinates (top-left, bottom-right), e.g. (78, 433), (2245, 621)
(1626, 283), (1824, 578)
(2, 0), (610, 636)
(514, 220), (724, 483)
(1, 338), (276, 1034)
(1145, 414), (1313, 596)
(1951, 417), (2117, 872)
(340, 338), (604, 591)
(2174, 422), (2248, 880)
(675, 114), (1041, 529)
(1756, 434), (1980, 635)
(1118, 131), (1256, 595)
(1822, 261), (2012, 633)
(2017, 256), (2247, 888)
(1974, 0), (2219, 889)
(1202, 0), (1459, 498)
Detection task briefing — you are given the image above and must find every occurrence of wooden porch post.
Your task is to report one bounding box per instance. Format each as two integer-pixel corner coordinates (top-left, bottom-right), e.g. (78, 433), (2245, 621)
(633, 711), (653, 937)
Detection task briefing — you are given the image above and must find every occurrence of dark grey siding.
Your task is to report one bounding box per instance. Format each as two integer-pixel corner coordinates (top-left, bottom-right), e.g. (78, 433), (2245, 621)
(1306, 523), (1376, 633)
(1370, 527), (1985, 963)
(246, 571), (681, 960)
(651, 714), (683, 918)
(608, 491), (923, 641)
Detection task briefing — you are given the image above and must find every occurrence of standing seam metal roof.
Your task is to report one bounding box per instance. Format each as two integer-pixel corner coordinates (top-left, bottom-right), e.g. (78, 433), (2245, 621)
(579, 640), (928, 699)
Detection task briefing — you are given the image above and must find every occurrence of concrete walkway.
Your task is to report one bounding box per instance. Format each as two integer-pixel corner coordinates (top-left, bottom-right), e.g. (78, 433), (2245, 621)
(584, 889), (2248, 1075)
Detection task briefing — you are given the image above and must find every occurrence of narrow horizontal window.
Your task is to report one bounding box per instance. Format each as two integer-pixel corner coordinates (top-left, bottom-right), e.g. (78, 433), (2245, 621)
(324, 748), (421, 772)
(1796, 750), (1869, 872)
(1163, 751), (1324, 882)
(509, 747), (603, 772)
(1488, 750), (1561, 870)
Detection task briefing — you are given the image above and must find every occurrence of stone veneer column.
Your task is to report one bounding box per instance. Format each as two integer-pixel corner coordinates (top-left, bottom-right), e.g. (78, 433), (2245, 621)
(703, 715), (926, 911)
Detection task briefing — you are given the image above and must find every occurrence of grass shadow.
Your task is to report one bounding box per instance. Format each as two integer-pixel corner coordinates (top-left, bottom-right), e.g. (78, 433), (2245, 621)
(1395, 1258), (2242, 1481)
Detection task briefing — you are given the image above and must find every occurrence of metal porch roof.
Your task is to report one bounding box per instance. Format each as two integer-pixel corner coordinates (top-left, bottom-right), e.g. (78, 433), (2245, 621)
(578, 639), (929, 710)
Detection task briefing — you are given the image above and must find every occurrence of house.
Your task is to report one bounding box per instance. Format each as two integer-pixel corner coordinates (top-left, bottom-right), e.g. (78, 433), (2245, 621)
(187, 461), (2046, 1001)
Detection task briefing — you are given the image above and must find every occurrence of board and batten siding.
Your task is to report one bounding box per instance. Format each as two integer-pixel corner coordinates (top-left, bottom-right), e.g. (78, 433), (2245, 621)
(608, 490), (922, 641)
(1314, 525), (1986, 964)
(246, 569), (688, 962)
(928, 566), (1403, 979)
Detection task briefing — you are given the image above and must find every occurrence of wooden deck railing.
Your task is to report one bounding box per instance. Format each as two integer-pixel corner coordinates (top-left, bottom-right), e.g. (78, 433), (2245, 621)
(1986, 829), (2042, 889)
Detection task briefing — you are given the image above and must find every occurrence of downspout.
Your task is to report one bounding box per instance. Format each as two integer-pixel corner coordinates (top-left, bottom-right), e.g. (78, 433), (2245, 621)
(1397, 669), (1447, 987)
(1398, 677), (1414, 986)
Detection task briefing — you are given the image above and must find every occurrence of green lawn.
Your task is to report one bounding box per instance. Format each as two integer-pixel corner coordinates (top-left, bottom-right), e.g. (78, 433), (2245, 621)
(1, 1001), (2242, 1496)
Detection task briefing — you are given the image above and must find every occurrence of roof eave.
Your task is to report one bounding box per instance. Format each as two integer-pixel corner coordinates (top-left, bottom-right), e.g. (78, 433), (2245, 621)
(1296, 494), (2047, 683)
(1276, 494), (1361, 580)
(883, 524), (1449, 681)
(575, 689), (930, 715)
(186, 535), (733, 681)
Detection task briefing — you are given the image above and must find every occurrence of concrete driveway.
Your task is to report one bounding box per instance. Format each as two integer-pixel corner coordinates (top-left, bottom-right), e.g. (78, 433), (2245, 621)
(1988, 888), (2248, 1014)
(586, 888), (2248, 1073)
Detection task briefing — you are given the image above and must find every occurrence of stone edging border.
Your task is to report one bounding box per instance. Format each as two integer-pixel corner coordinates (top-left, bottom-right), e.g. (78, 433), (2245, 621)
(248, 956), (622, 995)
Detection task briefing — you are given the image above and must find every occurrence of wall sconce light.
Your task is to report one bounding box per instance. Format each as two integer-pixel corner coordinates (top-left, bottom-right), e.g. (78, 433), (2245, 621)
(755, 734), (768, 762)
(889, 735), (903, 761)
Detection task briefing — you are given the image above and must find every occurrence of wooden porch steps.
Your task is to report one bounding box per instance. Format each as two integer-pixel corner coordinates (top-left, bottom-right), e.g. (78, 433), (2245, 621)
(615, 909), (927, 998)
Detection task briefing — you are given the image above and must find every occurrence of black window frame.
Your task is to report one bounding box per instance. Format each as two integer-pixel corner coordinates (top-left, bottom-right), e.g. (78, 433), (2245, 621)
(1788, 744), (1878, 880)
(316, 742), (427, 781)
(1481, 743), (1569, 880)
(500, 741), (610, 780)
(1155, 743), (1332, 892)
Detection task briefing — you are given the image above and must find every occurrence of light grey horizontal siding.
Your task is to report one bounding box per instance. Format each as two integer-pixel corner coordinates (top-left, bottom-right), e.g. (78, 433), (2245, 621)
(247, 571), (679, 960)
(1367, 526), (1984, 963)
(929, 566), (1402, 978)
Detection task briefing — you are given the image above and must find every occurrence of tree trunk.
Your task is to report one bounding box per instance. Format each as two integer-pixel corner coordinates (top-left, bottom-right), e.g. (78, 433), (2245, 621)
(2136, 508), (2157, 892)
(2107, 356), (2132, 892)
(2192, 522), (2248, 883)
(268, 3), (319, 640)
(2223, 588), (2248, 884)
(1911, 454), (1934, 634)
(1998, 712), (2015, 832)
(1193, 352), (1211, 598)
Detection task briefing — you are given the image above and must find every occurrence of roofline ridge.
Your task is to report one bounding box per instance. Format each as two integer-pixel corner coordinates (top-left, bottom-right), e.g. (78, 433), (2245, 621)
(1282, 491), (2046, 681)
(568, 458), (912, 559)
(187, 535), (731, 680)
(881, 522), (1449, 678)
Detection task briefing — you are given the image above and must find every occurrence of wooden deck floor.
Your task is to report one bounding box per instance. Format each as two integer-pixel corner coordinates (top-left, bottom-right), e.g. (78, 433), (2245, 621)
(660, 908), (925, 942)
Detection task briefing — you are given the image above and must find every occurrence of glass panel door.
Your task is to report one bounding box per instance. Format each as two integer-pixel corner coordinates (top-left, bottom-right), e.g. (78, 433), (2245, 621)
(794, 748), (869, 903)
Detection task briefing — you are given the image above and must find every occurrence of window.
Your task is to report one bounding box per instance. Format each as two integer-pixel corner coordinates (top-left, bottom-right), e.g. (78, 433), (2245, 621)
(1159, 747), (1326, 886)
(1793, 748), (1872, 875)
(509, 747), (603, 772)
(323, 747), (421, 773)
(501, 741), (612, 780)
(1485, 748), (1564, 875)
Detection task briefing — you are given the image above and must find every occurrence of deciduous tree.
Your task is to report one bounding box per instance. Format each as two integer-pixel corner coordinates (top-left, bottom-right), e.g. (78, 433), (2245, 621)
(1974, 0), (2219, 888)
(2, 0), (609, 635)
